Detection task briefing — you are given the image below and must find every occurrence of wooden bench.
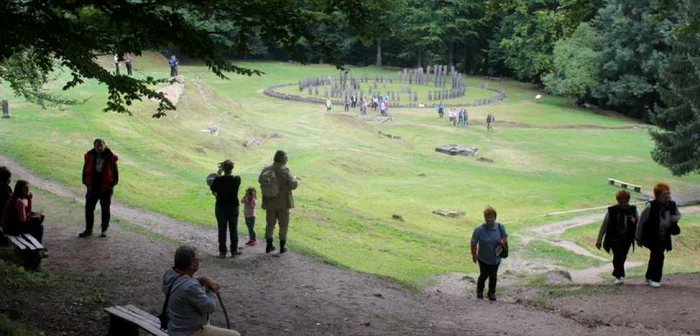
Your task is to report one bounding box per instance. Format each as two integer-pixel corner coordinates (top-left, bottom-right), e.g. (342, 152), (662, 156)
(6, 233), (44, 270)
(105, 304), (167, 336)
(607, 178), (642, 193)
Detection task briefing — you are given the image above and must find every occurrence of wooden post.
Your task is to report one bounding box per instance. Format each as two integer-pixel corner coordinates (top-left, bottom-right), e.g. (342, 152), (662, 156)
(1, 100), (10, 119)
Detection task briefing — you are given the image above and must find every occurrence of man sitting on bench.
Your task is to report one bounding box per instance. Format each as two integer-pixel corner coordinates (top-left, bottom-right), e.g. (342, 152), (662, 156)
(1, 180), (46, 256)
(162, 246), (240, 336)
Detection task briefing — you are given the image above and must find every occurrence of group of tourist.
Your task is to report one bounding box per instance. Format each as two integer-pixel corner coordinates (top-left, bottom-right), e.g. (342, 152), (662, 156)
(330, 94), (391, 116)
(112, 54), (180, 77)
(446, 108), (469, 126)
(0, 139), (300, 335)
(114, 54), (134, 76)
(475, 183), (684, 303)
(0, 136), (687, 334)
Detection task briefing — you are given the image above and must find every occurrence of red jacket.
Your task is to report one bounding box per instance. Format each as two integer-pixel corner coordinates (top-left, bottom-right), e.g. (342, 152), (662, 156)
(1, 196), (31, 231)
(82, 148), (119, 193)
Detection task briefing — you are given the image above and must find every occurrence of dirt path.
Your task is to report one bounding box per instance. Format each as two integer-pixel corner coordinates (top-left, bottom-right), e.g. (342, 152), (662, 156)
(1, 154), (698, 335)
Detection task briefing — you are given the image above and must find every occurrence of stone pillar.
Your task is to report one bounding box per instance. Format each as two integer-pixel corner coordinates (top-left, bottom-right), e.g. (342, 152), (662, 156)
(1, 100), (10, 119)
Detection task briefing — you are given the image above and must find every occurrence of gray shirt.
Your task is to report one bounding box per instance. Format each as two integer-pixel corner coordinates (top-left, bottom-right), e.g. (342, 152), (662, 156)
(471, 223), (507, 265)
(162, 269), (217, 336)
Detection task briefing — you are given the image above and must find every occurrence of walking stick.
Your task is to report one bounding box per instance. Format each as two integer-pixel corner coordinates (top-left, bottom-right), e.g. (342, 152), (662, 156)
(216, 292), (231, 330)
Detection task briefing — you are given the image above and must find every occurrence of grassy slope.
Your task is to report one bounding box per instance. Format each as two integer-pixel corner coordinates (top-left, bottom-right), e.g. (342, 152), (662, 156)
(1, 53), (699, 285)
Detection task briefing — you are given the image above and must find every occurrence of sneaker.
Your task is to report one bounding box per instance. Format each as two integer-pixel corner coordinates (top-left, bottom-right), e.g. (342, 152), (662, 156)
(78, 231), (93, 238)
(39, 250), (49, 258)
(613, 277), (624, 285)
(644, 278), (651, 285)
(476, 292), (484, 300)
(487, 293), (497, 301)
(217, 253), (227, 259)
(99, 232), (107, 238)
(649, 281), (661, 288)
(246, 240), (258, 246)
(231, 251), (243, 257)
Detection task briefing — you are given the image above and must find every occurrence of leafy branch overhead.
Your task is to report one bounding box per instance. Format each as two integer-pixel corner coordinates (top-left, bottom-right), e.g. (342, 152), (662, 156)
(0, 0), (393, 117)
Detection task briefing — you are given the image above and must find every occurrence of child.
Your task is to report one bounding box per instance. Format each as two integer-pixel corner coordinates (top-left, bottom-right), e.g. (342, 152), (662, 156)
(241, 186), (258, 246)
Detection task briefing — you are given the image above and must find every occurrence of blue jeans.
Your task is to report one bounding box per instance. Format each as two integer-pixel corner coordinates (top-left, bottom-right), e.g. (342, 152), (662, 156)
(215, 206), (239, 254)
(245, 217), (256, 241)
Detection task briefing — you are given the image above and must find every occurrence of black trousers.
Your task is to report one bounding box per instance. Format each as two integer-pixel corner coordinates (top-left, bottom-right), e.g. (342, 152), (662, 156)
(611, 242), (632, 278)
(85, 189), (112, 232)
(645, 240), (666, 282)
(6, 216), (45, 243)
(477, 260), (500, 294)
(126, 63), (133, 75)
(170, 66), (178, 77)
(215, 206), (239, 254)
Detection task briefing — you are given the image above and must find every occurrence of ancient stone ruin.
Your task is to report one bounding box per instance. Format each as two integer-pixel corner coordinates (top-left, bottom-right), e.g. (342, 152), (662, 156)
(432, 209), (466, 218)
(435, 144), (479, 157)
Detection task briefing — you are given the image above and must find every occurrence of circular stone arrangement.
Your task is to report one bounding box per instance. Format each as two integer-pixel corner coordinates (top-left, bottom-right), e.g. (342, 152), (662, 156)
(264, 66), (506, 108)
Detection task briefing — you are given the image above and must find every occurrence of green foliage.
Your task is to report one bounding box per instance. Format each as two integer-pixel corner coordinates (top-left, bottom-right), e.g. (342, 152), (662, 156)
(650, 0), (700, 175)
(542, 23), (602, 99)
(489, 0), (567, 81)
(0, 0), (394, 117)
(592, 0), (673, 119)
(0, 314), (40, 336)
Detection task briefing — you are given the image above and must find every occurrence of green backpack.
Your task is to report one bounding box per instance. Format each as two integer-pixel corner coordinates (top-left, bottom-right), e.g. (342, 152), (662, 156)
(259, 166), (280, 197)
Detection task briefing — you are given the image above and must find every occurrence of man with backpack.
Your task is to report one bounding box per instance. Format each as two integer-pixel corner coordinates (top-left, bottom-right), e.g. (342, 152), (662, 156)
(258, 150), (298, 254)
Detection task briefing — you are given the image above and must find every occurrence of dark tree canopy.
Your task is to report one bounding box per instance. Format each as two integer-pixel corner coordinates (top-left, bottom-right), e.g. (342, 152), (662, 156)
(0, 0), (393, 117)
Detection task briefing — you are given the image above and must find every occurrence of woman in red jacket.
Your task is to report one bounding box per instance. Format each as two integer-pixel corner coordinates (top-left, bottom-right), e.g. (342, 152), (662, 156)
(1, 180), (45, 245)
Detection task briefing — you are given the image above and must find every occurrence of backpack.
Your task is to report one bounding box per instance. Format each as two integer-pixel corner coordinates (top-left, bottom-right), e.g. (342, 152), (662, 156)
(259, 166), (279, 197)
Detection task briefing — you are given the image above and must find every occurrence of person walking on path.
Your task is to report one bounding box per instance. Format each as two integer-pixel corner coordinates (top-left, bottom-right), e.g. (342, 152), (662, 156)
(344, 97), (350, 112)
(636, 183), (682, 288)
(258, 150), (298, 254)
(437, 101), (444, 118)
(471, 206), (508, 301)
(162, 245), (241, 336)
(241, 186), (258, 246)
(326, 98), (333, 112)
(125, 54), (133, 76)
(210, 160), (242, 258)
(114, 54), (120, 75)
(79, 139), (119, 238)
(169, 55), (179, 77)
(486, 113), (495, 131)
(595, 190), (638, 284)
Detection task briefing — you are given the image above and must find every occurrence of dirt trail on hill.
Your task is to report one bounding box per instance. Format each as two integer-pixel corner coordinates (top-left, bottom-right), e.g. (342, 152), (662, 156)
(1, 154), (699, 335)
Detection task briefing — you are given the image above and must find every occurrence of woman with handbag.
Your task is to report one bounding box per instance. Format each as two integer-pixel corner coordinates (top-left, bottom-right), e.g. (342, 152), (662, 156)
(470, 206), (508, 301)
(635, 183), (681, 288)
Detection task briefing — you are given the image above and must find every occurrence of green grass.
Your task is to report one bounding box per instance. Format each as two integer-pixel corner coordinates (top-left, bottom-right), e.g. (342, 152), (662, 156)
(1, 52), (699, 286)
(519, 240), (604, 270)
(0, 314), (41, 336)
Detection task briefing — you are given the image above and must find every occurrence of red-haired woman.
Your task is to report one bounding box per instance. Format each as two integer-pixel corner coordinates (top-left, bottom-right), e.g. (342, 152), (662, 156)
(635, 183), (681, 288)
(595, 190), (638, 284)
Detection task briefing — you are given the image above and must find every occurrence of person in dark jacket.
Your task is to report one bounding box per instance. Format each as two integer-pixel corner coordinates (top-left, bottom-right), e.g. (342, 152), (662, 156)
(595, 190), (638, 284)
(0, 167), (12, 226)
(209, 160), (241, 258)
(635, 183), (681, 288)
(79, 139), (119, 238)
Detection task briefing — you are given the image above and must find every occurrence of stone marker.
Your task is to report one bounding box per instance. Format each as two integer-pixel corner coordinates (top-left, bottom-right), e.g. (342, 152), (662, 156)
(1, 100), (10, 119)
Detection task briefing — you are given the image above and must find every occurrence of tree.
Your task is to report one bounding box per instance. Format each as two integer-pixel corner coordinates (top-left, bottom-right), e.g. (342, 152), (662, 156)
(542, 23), (601, 100)
(649, 0), (700, 175)
(0, 0), (393, 117)
(488, 0), (567, 82)
(592, 0), (673, 119)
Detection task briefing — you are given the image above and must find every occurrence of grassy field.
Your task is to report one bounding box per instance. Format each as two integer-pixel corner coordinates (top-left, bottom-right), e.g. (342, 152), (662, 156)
(1, 52), (699, 286)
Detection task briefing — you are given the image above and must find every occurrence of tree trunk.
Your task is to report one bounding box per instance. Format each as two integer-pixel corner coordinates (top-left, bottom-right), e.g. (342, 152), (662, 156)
(319, 56), (324, 64)
(417, 50), (422, 68)
(464, 49), (469, 74)
(376, 40), (382, 66)
(448, 39), (454, 68)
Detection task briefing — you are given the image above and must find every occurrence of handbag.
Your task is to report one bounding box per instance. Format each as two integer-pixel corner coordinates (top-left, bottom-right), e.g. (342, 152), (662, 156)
(496, 223), (509, 259)
(159, 274), (184, 330)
